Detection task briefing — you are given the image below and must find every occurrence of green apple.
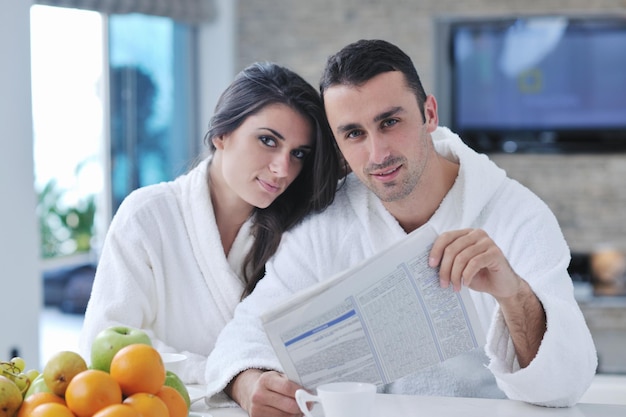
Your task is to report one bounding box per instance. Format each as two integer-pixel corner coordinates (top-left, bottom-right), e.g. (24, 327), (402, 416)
(164, 370), (191, 408)
(24, 373), (51, 399)
(90, 326), (152, 372)
(43, 351), (88, 397)
(0, 375), (22, 417)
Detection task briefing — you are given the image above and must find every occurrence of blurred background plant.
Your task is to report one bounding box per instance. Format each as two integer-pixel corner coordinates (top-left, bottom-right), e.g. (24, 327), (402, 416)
(37, 160), (97, 259)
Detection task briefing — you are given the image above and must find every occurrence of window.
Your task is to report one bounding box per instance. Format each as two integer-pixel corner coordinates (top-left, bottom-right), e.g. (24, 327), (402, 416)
(31, 6), (198, 313)
(108, 14), (198, 213)
(31, 5), (104, 259)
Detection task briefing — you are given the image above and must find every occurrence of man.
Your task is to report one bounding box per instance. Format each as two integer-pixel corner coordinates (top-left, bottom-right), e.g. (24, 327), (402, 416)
(203, 39), (597, 416)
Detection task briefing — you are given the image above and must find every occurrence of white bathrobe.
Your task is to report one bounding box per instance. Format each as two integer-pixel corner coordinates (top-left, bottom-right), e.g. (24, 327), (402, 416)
(80, 156), (252, 384)
(204, 127), (597, 407)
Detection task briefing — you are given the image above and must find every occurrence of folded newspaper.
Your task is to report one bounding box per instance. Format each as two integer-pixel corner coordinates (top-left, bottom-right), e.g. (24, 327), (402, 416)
(261, 225), (486, 389)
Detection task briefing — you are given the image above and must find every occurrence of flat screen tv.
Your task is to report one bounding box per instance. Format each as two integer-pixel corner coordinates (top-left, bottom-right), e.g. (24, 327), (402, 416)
(450, 16), (626, 153)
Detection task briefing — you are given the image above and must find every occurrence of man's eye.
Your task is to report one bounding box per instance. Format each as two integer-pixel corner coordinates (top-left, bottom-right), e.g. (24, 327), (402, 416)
(346, 130), (363, 139)
(259, 135), (277, 147)
(382, 119), (398, 128)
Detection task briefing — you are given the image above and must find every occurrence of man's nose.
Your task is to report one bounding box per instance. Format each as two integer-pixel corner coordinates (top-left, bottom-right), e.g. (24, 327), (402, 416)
(369, 134), (391, 165)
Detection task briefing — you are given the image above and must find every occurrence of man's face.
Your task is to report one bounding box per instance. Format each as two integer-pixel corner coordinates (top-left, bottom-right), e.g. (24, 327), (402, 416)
(323, 71), (438, 204)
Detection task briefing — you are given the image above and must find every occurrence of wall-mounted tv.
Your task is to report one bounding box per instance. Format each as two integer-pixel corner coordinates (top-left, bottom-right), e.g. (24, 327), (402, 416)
(447, 15), (626, 153)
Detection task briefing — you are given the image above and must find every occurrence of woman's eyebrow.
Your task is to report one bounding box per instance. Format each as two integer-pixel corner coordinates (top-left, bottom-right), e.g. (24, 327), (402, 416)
(258, 127), (284, 140)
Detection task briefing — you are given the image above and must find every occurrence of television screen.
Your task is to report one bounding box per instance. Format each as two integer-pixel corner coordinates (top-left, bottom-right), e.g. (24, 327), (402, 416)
(451, 16), (626, 152)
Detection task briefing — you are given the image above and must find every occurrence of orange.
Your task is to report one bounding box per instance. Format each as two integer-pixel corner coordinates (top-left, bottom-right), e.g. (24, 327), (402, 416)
(110, 344), (165, 396)
(123, 392), (170, 417)
(30, 402), (76, 417)
(92, 404), (142, 417)
(18, 392), (66, 417)
(65, 369), (123, 417)
(156, 385), (188, 417)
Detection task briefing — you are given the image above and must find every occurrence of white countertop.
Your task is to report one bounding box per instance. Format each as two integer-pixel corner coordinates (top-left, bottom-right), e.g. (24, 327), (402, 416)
(188, 392), (626, 417)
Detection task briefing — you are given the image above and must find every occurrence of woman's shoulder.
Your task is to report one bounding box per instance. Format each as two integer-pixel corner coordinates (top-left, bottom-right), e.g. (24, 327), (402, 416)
(117, 157), (209, 216)
(112, 180), (190, 230)
(106, 187), (176, 238)
(119, 181), (178, 212)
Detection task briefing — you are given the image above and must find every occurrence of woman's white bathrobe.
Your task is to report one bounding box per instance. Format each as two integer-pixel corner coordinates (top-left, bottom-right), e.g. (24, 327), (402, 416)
(80, 157), (252, 384)
(204, 127), (597, 407)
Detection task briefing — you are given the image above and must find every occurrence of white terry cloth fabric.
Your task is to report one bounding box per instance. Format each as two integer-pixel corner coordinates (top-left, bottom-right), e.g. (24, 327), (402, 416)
(203, 126), (597, 408)
(80, 156), (252, 384)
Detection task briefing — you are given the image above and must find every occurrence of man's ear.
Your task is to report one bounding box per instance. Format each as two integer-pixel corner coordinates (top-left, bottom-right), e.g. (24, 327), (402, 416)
(424, 95), (439, 132)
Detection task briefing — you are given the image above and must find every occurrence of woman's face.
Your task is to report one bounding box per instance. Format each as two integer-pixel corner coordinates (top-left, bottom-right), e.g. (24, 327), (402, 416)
(213, 103), (314, 209)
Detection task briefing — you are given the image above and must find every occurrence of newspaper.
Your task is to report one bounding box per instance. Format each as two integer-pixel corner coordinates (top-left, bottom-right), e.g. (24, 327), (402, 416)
(261, 225), (486, 389)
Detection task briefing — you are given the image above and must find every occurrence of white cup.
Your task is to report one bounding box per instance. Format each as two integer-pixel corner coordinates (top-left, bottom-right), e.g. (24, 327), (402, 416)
(295, 381), (376, 417)
(160, 352), (187, 374)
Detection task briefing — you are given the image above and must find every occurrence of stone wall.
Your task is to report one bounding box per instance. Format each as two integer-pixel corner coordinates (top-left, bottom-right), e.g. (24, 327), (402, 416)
(235, 0), (626, 252)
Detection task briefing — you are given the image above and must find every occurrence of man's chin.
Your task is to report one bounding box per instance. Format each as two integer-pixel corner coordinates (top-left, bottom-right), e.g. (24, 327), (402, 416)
(371, 185), (409, 203)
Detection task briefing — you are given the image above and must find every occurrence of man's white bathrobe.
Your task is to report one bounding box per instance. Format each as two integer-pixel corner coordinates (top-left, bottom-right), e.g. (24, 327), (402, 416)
(80, 157), (252, 384)
(204, 127), (597, 407)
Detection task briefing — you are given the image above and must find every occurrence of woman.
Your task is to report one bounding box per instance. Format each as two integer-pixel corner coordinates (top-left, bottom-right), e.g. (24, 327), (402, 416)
(79, 62), (341, 384)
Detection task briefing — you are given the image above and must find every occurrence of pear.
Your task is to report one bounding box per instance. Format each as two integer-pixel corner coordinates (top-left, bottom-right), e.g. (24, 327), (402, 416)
(0, 375), (22, 417)
(42, 351), (88, 397)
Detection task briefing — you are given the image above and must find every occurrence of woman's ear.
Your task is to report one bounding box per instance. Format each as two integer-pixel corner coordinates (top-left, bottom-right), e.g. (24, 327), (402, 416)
(212, 134), (226, 150)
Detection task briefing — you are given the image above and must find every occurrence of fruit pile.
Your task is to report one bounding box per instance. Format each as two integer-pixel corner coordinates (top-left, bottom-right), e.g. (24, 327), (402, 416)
(0, 326), (191, 417)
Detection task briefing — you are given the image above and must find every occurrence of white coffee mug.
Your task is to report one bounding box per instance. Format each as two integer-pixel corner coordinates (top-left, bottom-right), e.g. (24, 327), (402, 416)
(160, 352), (187, 374)
(295, 381), (376, 417)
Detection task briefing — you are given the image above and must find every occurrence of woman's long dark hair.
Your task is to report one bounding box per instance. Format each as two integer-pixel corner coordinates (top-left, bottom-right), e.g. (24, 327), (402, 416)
(205, 62), (341, 299)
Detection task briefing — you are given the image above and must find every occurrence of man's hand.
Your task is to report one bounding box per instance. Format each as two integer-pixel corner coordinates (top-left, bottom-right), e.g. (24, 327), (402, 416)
(429, 228), (546, 367)
(429, 228), (520, 299)
(225, 369), (304, 417)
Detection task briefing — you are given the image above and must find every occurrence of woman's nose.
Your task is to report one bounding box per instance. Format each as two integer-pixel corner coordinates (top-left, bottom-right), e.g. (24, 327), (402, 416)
(269, 152), (290, 177)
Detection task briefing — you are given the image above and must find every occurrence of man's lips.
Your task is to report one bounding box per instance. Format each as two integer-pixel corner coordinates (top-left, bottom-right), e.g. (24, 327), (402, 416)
(370, 165), (401, 179)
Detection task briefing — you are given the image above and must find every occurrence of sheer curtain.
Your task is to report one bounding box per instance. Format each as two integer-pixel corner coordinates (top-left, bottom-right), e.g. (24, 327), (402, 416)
(32, 0), (216, 23)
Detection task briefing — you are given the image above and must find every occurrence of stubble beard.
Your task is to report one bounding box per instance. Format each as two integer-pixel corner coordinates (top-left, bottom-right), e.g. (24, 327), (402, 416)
(367, 150), (430, 203)
(362, 155), (415, 203)
(362, 132), (433, 203)
(375, 175), (419, 202)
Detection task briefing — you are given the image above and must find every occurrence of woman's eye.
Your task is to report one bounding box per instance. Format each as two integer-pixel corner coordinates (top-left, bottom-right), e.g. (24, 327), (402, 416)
(292, 149), (308, 160)
(259, 135), (277, 147)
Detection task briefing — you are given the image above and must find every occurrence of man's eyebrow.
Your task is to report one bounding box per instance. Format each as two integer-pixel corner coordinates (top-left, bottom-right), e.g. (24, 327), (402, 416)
(374, 106), (403, 123)
(335, 123), (361, 135)
(335, 106), (404, 135)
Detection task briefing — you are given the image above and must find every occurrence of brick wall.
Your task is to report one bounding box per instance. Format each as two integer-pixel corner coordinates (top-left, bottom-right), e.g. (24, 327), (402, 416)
(235, 0), (626, 252)
(491, 153), (626, 252)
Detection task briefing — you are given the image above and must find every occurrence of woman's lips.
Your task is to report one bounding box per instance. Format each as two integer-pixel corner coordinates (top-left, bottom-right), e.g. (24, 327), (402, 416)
(257, 177), (281, 193)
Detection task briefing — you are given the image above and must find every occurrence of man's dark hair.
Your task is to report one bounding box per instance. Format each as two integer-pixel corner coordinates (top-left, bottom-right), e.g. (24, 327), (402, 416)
(320, 39), (428, 121)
